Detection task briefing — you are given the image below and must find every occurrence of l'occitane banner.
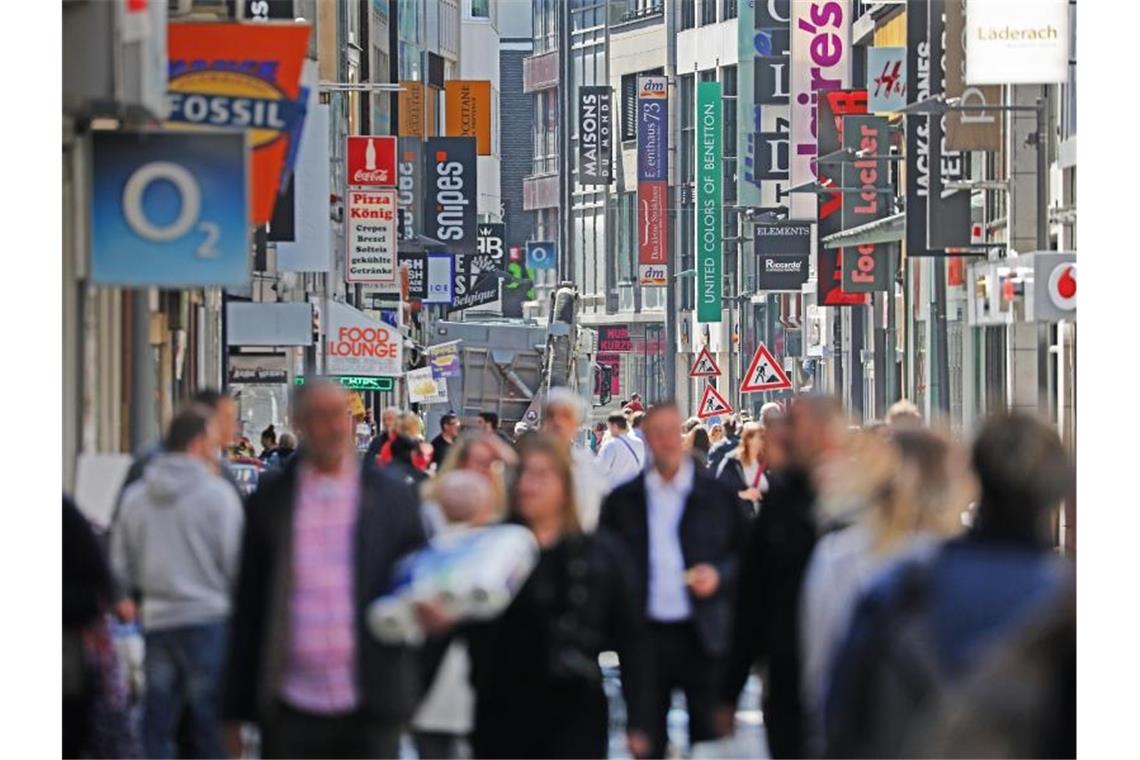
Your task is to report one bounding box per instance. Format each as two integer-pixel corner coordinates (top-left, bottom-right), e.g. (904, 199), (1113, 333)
(445, 80), (492, 155)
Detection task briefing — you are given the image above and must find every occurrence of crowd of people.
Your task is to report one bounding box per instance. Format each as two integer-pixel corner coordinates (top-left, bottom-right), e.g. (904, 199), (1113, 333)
(63, 382), (1075, 759)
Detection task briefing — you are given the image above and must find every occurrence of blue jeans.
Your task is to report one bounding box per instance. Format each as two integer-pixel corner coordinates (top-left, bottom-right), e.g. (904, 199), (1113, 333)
(143, 621), (228, 759)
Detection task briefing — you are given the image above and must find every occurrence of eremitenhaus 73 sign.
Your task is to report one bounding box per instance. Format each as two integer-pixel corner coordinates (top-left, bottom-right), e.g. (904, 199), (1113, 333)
(346, 189), (398, 285)
(578, 86), (612, 185)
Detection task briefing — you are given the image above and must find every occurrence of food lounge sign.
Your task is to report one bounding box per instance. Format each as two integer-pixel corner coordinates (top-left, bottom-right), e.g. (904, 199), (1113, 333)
(324, 300), (402, 377)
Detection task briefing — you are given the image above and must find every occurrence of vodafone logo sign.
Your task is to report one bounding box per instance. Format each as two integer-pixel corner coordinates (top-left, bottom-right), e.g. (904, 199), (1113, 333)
(1047, 263), (1076, 311)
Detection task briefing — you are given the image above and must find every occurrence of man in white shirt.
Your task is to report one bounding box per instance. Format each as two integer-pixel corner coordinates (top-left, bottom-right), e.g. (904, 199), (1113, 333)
(542, 387), (609, 531)
(598, 413), (646, 490)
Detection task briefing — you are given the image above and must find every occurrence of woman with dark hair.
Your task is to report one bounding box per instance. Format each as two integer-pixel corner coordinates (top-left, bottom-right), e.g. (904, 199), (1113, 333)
(684, 426), (712, 470)
(460, 434), (653, 759)
(258, 425), (277, 462)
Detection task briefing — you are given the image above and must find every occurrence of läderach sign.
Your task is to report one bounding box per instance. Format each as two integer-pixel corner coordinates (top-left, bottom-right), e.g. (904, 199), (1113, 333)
(294, 375), (395, 392)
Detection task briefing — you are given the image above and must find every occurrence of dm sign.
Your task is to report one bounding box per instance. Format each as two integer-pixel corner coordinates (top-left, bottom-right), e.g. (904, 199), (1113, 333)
(89, 131), (250, 288)
(167, 22), (310, 225)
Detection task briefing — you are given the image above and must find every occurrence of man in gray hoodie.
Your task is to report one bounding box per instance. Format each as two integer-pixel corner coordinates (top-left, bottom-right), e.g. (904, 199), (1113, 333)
(112, 404), (244, 759)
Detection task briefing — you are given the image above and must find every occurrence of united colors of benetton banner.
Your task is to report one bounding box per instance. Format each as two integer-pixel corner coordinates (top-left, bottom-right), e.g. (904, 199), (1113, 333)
(578, 86), (613, 184)
(167, 22), (310, 225)
(696, 81), (723, 323)
(637, 76), (669, 286)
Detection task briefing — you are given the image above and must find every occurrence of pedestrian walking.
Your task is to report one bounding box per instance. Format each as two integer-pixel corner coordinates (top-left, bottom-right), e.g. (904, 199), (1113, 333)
(431, 412), (462, 470)
(884, 399), (923, 432)
(684, 425), (711, 471)
(706, 417), (739, 474)
(719, 395), (847, 759)
(111, 405), (244, 759)
(543, 387), (609, 532)
(266, 432), (297, 471)
(259, 425), (277, 463)
(629, 410), (647, 446)
(625, 393), (645, 413)
(598, 412), (646, 490)
(600, 403), (747, 759)
(366, 406), (402, 466)
(823, 413), (1074, 758)
(475, 411), (514, 446)
(455, 434), (653, 759)
(715, 421), (767, 517)
(397, 411), (435, 474)
(222, 380), (428, 759)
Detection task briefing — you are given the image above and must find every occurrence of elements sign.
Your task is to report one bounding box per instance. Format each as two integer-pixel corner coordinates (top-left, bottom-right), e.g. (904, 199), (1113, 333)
(696, 81), (723, 323)
(424, 137), (478, 254)
(755, 221), (812, 291)
(346, 189), (398, 284)
(637, 76), (669, 286)
(578, 86), (613, 185)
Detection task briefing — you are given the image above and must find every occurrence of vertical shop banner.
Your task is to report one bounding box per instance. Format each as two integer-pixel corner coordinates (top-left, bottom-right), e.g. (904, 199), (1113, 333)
(738, 0), (759, 208)
(347, 189), (398, 285)
(167, 23), (310, 225)
(755, 221), (812, 290)
(946, 0), (1001, 151)
(637, 76), (669, 286)
(696, 81), (723, 323)
(789, 1), (851, 220)
(927, 0), (971, 250)
(450, 224), (503, 313)
(423, 137), (478, 254)
(277, 85), (331, 272)
(841, 115), (892, 292)
(816, 89), (870, 306)
(90, 131), (250, 287)
(346, 136), (398, 187)
(754, 2), (793, 212)
(906, 0), (932, 256)
(399, 80), (425, 137)
(578, 86), (613, 185)
(867, 47), (907, 113)
(399, 250), (427, 300)
(325, 299), (402, 377)
(425, 252), (455, 305)
(444, 80), (493, 156)
(598, 325), (632, 353)
(397, 137), (421, 241)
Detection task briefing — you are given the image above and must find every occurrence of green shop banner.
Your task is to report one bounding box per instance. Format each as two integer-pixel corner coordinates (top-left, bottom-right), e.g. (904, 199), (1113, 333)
(696, 81), (722, 323)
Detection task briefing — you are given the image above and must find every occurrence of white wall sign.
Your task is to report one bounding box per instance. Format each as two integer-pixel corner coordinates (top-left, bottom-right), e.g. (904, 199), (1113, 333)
(324, 299), (403, 376)
(407, 366), (449, 404)
(966, 0), (1069, 85)
(346, 188), (398, 285)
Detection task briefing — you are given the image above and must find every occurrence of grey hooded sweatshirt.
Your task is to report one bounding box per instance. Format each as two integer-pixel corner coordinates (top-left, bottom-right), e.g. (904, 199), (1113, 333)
(112, 454), (244, 631)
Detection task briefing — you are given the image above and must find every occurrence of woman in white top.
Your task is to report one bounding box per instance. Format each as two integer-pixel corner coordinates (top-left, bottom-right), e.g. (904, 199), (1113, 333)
(715, 421), (768, 517)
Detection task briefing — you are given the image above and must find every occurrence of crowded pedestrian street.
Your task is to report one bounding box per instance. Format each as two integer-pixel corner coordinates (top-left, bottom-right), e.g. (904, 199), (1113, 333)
(37, 0), (1126, 758)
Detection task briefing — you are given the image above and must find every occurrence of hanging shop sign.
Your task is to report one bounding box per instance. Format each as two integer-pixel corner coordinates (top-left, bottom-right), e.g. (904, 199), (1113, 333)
(906, 0), (933, 257)
(294, 375), (396, 392)
(397, 137), (422, 240)
(407, 366), (449, 405)
(90, 131), (250, 288)
(755, 219), (812, 292)
(841, 115), (892, 292)
(578, 85), (613, 185)
(946, 0), (1001, 152)
(927, 0), (972, 250)
(867, 47), (907, 113)
(445, 80), (493, 155)
(425, 252), (455, 305)
(740, 342), (793, 393)
(740, 0), (790, 209)
(965, 0), (1069, 85)
(598, 325), (632, 353)
(347, 136), (397, 188)
(789, 0), (851, 220)
(167, 22), (310, 225)
(637, 75), (669, 286)
(423, 137), (478, 254)
(1034, 252), (1076, 323)
(450, 252), (499, 313)
(346, 189), (398, 285)
(426, 341), (463, 379)
(526, 240), (557, 271)
(399, 251), (427, 300)
(816, 88), (870, 306)
(399, 80), (425, 137)
(277, 73), (331, 272)
(325, 299), (403, 377)
(696, 80), (723, 323)
(697, 384), (734, 420)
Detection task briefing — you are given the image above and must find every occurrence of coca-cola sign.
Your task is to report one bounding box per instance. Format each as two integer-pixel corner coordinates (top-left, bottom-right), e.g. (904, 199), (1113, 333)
(346, 135), (397, 188)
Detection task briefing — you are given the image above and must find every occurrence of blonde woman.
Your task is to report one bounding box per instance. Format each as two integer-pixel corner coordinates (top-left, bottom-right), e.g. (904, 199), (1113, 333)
(715, 421), (767, 516)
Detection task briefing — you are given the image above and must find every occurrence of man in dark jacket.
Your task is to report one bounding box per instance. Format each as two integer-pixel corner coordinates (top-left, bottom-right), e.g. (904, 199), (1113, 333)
(718, 394), (846, 759)
(600, 402), (748, 758)
(223, 380), (428, 758)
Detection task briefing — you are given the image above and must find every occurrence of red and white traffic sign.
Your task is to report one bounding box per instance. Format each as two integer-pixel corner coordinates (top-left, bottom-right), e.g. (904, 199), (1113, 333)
(740, 342), (792, 393)
(697, 383), (733, 419)
(689, 346), (722, 377)
(347, 136), (397, 187)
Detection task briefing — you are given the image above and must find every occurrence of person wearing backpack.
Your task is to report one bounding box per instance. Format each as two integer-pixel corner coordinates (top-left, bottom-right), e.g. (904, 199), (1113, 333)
(822, 413), (1074, 758)
(598, 412), (646, 490)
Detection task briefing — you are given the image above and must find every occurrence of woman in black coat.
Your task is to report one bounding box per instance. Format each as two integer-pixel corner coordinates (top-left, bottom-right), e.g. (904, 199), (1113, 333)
(460, 434), (653, 759)
(715, 421), (767, 517)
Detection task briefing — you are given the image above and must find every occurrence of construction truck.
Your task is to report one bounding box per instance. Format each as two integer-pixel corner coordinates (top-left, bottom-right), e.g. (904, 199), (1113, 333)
(425, 282), (599, 435)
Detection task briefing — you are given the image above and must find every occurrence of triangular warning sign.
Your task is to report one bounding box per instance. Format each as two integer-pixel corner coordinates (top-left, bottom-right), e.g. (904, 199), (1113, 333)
(697, 383), (734, 419)
(689, 346), (722, 377)
(740, 342), (793, 393)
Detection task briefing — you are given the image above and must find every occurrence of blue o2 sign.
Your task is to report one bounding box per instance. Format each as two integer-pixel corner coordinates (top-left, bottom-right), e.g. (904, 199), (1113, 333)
(89, 131), (250, 287)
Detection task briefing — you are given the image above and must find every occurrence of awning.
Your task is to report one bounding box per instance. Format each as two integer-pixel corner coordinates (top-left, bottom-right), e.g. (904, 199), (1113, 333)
(821, 211), (905, 249)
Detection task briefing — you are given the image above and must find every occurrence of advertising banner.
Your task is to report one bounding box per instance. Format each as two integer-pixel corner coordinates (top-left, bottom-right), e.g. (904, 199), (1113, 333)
(425, 252), (455, 305)
(578, 85), (613, 185)
(696, 81), (723, 323)
(407, 366), (449, 405)
(740, 0), (790, 209)
(449, 222), (504, 314)
(423, 137), (478, 254)
(816, 89), (870, 306)
(965, 0), (1069, 85)
(946, 0), (1001, 152)
(598, 325), (632, 353)
(325, 299), (402, 377)
(906, 0), (932, 256)
(397, 137), (422, 241)
(755, 221), (812, 291)
(426, 341), (463, 378)
(347, 136), (397, 187)
(841, 115), (892, 292)
(789, 1), (851, 220)
(278, 95), (330, 272)
(167, 22), (310, 225)
(927, 0), (972, 250)
(399, 80), (425, 137)
(399, 250), (427, 300)
(90, 131), (249, 287)
(526, 240), (557, 271)
(346, 189), (398, 285)
(867, 47), (907, 113)
(738, 0), (759, 208)
(445, 80), (493, 155)
(638, 75), (669, 286)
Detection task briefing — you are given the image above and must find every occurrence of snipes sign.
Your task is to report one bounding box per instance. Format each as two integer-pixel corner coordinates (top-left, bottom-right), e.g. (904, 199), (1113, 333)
(423, 137), (478, 254)
(167, 22), (310, 225)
